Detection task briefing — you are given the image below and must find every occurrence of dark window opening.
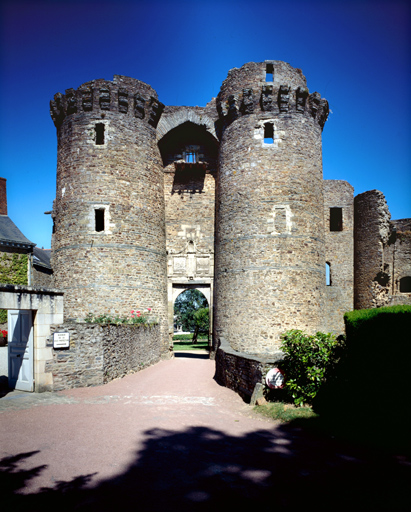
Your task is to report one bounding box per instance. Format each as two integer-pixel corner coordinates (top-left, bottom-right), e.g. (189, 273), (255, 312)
(399, 276), (411, 293)
(330, 207), (343, 231)
(266, 63), (274, 82)
(264, 123), (274, 144)
(185, 151), (197, 163)
(95, 208), (105, 232)
(326, 262), (331, 286)
(95, 123), (105, 145)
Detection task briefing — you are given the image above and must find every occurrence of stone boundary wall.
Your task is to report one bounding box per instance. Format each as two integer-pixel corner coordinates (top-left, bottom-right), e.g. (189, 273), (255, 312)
(47, 323), (162, 391)
(214, 337), (284, 401)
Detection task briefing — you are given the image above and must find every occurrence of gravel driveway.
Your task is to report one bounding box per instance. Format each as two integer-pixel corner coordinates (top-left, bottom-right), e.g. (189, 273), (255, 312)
(1, 353), (409, 511)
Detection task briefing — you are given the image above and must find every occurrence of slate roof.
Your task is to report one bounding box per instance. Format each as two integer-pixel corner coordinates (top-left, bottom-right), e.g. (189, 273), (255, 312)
(33, 247), (52, 269)
(0, 215), (35, 249)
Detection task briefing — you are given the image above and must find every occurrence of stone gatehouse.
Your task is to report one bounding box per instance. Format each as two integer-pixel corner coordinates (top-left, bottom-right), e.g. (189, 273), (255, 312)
(48, 60), (410, 392)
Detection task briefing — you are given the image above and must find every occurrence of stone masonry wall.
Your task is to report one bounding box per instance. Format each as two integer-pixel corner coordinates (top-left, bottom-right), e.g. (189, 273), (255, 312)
(354, 190), (411, 309)
(47, 323), (162, 391)
(354, 190), (392, 309)
(385, 219), (411, 305)
(323, 180), (354, 333)
(214, 61), (329, 354)
(33, 266), (54, 288)
(215, 337), (284, 401)
(50, 75), (169, 353)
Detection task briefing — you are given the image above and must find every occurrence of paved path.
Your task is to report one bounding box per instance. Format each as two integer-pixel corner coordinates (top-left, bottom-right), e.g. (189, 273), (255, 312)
(1, 353), (410, 511)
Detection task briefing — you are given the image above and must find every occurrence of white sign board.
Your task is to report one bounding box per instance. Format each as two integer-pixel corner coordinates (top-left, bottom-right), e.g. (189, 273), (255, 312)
(266, 368), (285, 389)
(53, 332), (70, 349)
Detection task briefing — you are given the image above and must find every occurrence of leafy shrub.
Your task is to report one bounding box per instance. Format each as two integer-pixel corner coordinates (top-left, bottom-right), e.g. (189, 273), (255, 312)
(279, 330), (343, 406)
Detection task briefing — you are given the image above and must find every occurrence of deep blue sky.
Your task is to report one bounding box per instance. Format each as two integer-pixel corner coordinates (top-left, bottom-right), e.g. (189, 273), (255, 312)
(1, 0), (410, 249)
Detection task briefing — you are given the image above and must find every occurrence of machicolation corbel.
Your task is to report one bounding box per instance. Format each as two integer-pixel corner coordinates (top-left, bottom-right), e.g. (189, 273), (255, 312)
(309, 92), (321, 119)
(65, 89), (77, 115)
(134, 93), (146, 119)
(296, 86), (309, 113)
(240, 88), (254, 115)
(118, 88), (129, 114)
(227, 95), (238, 122)
(278, 85), (290, 113)
(317, 98), (329, 129)
(261, 85), (274, 112)
(99, 88), (111, 110)
(50, 93), (65, 127)
(81, 86), (93, 112)
(148, 97), (164, 127)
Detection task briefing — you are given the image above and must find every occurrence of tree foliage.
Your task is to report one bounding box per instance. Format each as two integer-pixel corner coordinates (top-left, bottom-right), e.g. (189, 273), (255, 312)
(174, 289), (209, 341)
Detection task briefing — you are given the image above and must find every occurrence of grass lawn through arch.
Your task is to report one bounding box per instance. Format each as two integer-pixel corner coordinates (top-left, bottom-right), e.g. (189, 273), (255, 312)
(173, 334), (209, 351)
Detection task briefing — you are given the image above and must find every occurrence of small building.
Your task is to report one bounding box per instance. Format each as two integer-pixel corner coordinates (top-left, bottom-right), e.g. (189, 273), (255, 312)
(0, 177), (36, 290)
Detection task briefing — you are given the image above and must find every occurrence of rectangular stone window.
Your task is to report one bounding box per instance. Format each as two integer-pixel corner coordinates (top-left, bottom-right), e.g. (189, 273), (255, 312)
(266, 63), (274, 82)
(185, 151), (197, 163)
(326, 262), (331, 286)
(95, 208), (105, 232)
(330, 207), (343, 231)
(264, 123), (274, 144)
(274, 207), (286, 233)
(95, 123), (105, 145)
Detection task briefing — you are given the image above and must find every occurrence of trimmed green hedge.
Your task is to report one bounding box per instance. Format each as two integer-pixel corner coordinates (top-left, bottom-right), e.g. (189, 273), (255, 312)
(314, 305), (411, 444)
(344, 304), (411, 333)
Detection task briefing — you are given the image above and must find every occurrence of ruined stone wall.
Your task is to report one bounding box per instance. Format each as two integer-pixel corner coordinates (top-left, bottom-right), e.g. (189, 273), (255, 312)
(384, 219), (411, 305)
(354, 190), (411, 309)
(50, 76), (169, 353)
(47, 322), (162, 391)
(214, 61), (329, 354)
(355, 190), (392, 309)
(323, 180), (354, 333)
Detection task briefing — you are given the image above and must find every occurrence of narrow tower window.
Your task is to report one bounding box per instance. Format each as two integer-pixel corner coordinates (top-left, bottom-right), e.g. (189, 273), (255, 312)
(95, 123), (105, 145)
(95, 208), (105, 232)
(266, 63), (274, 82)
(264, 123), (274, 144)
(330, 207), (343, 231)
(326, 262), (331, 286)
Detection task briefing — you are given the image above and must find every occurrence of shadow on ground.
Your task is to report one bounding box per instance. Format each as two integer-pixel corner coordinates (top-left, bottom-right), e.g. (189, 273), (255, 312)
(2, 419), (410, 511)
(173, 352), (210, 359)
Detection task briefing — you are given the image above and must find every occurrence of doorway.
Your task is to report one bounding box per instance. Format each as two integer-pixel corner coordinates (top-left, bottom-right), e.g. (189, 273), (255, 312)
(8, 310), (34, 391)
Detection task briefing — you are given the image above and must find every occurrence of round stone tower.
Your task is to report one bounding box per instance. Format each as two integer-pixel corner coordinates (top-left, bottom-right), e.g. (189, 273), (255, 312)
(214, 61), (329, 354)
(50, 76), (168, 338)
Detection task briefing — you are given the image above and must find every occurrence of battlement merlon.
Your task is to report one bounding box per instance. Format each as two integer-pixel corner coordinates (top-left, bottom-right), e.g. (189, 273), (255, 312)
(216, 61), (329, 130)
(50, 75), (164, 129)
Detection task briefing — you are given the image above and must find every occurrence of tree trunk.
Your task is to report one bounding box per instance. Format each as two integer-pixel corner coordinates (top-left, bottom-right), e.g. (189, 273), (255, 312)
(192, 326), (199, 344)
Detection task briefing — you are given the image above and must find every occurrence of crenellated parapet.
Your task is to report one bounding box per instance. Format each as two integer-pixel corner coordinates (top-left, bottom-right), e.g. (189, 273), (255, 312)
(50, 75), (164, 129)
(216, 61), (329, 132)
